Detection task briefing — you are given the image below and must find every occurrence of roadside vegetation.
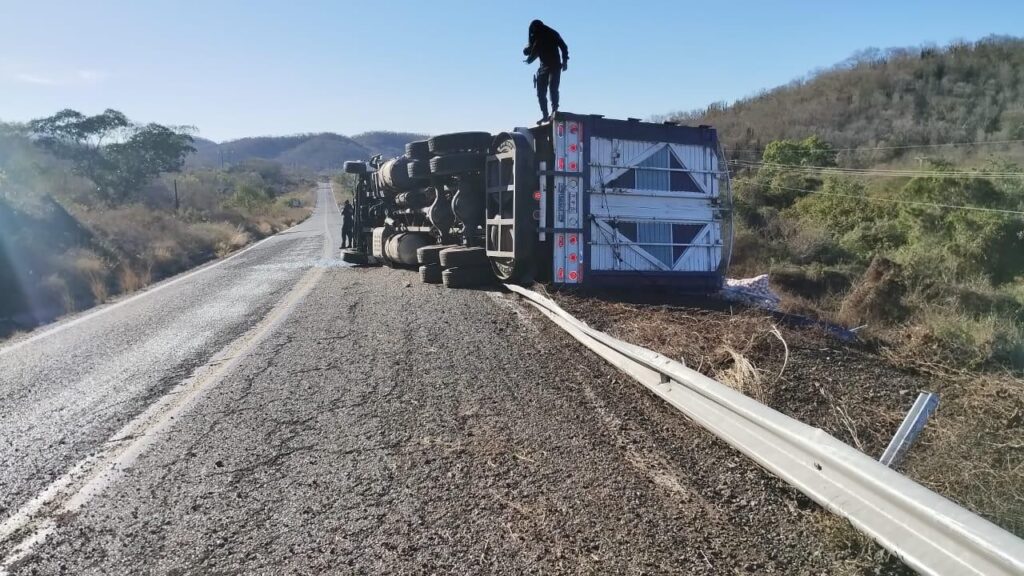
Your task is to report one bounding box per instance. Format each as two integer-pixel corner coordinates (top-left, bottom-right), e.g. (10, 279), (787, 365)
(666, 36), (1024, 373)
(0, 110), (315, 337)
(551, 36), (1024, 570)
(727, 136), (1024, 373)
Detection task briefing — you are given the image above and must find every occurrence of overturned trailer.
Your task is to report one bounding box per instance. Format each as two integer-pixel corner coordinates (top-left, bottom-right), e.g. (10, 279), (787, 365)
(342, 113), (732, 291)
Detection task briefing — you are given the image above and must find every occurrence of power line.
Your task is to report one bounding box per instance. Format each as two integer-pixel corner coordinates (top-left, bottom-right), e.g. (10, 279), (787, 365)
(727, 138), (1024, 154)
(770, 184), (1024, 218)
(728, 159), (1024, 179)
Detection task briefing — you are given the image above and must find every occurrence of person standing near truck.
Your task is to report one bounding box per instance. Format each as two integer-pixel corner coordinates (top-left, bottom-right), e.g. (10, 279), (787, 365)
(523, 19), (569, 125)
(341, 199), (354, 248)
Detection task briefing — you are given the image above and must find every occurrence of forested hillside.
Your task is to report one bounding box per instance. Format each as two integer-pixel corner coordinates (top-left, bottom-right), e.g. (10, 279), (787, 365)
(671, 36), (1024, 163)
(186, 131), (427, 171)
(675, 37), (1024, 374)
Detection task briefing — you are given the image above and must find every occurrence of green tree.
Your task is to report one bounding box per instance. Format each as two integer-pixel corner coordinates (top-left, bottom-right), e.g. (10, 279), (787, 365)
(895, 173), (1024, 282)
(27, 109), (194, 203)
(739, 136), (838, 210)
(791, 177), (905, 260)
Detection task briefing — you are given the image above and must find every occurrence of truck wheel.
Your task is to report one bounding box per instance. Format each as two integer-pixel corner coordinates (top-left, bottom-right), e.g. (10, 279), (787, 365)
(430, 153), (484, 176)
(419, 264), (443, 284)
(428, 132), (492, 155)
(406, 140), (431, 159)
(442, 266), (494, 289)
(343, 161), (368, 175)
(407, 159), (431, 179)
(439, 246), (488, 268)
(340, 249), (371, 265)
(417, 244), (450, 265)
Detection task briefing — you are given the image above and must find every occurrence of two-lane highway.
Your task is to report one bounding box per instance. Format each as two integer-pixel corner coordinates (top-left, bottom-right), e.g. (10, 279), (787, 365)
(0, 183), (341, 529)
(1, 182), (879, 574)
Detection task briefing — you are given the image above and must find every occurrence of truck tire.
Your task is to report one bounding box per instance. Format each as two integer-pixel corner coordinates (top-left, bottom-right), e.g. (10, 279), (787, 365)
(340, 249), (371, 265)
(407, 159), (431, 179)
(419, 264), (443, 284)
(442, 266), (494, 289)
(439, 246), (488, 268)
(406, 140), (431, 160)
(343, 161), (368, 175)
(430, 153), (485, 176)
(428, 132), (492, 155)
(416, 244), (451, 266)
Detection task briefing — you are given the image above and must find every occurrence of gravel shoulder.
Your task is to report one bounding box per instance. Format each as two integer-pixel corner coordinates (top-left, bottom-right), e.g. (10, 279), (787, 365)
(13, 266), (912, 575)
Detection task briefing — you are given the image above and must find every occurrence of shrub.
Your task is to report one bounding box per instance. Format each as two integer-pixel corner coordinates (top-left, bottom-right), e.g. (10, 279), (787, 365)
(838, 256), (909, 326)
(229, 183), (271, 213)
(118, 264), (151, 293)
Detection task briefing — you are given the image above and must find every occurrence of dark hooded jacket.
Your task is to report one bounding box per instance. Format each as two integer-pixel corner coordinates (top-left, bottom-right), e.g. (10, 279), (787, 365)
(523, 20), (569, 69)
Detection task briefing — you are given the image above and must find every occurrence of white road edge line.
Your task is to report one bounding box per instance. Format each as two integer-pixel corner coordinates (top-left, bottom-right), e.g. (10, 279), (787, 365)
(0, 187), (338, 573)
(0, 187), (321, 357)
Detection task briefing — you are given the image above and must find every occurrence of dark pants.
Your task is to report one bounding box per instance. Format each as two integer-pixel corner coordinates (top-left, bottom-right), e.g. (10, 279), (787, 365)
(341, 223), (353, 248)
(535, 65), (561, 118)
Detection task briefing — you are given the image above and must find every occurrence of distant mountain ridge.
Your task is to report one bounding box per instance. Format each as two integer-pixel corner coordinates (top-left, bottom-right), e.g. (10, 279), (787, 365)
(186, 131), (428, 171)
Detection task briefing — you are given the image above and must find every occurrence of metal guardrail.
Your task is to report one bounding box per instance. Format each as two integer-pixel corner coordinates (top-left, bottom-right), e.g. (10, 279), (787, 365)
(506, 284), (1024, 576)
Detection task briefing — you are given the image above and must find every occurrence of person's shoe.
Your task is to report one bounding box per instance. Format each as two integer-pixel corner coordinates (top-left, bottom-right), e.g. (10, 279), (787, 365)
(536, 115), (550, 125)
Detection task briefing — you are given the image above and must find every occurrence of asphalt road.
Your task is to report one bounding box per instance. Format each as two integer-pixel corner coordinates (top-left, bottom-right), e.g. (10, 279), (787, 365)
(0, 185), (866, 574)
(0, 183), (341, 535)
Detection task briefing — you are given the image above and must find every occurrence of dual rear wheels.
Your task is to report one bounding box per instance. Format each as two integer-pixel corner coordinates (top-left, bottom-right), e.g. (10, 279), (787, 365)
(416, 245), (493, 288)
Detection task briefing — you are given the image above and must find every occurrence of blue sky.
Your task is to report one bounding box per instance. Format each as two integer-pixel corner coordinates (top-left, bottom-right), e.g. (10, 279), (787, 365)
(2, 1), (1022, 142)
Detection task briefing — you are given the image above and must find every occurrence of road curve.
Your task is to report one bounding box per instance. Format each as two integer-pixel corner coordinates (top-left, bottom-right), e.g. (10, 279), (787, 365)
(0, 183), (342, 522)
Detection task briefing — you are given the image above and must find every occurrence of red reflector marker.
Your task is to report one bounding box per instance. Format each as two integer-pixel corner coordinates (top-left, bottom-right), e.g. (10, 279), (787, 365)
(558, 158), (565, 170)
(568, 252), (577, 262)
(569, 144), (578, 153)
(569, 161), (578, 171)
(569, 123), (578, 134)
(568, 270), (578, 281)
(533, 191), (542, 201)
(557, 267), (565, 279)
(568, 234), (577, 244)
(557, 123), (565, 137)
(557, 234), (565, 247)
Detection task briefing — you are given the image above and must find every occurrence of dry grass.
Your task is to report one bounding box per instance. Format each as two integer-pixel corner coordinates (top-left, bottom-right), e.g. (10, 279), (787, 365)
(713, 345), (769, 403)
(75, 253), (108, 303)
(904, 371), (1024, 538)
(554, 297), (792, 402)
(117, 264), (151, 293)
(7, 186), (314, 326)
(39, 273), (75, 314)
(218, 226), (251, 257)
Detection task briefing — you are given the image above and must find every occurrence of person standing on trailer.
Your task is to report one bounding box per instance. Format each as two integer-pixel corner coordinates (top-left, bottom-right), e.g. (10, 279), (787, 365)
(523, 19), (569, 125)
(341, 200), (354, 249)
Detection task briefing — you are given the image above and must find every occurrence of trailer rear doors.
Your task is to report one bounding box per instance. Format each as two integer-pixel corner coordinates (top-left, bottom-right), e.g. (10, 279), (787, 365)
(548, 114), (727, 291)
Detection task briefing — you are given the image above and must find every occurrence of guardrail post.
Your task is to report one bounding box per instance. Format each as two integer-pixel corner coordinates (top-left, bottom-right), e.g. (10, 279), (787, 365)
(880, 392), (940, 469)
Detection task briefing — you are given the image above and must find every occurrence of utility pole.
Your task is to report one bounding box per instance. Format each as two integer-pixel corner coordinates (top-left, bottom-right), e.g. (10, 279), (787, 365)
(173, 179), (180, 212)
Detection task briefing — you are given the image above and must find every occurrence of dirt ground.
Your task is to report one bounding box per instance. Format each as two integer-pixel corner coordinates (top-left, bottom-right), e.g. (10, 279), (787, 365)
(550, 286), (1024, 555)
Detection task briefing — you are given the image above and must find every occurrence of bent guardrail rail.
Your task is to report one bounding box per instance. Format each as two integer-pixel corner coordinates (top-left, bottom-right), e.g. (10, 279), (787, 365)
(506, 284), (1024, 576)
